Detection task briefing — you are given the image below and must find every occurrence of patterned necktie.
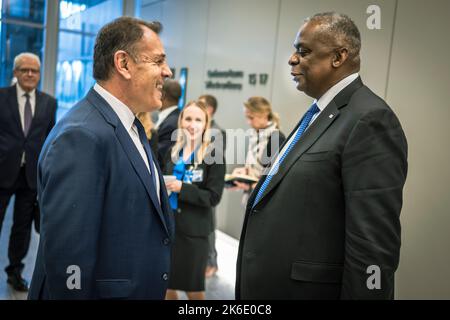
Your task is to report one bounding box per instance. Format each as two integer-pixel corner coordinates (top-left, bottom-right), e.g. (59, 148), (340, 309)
(23, 93), (32, 136)
(134, 118), (157, 189)
(252, 103), (320, 207)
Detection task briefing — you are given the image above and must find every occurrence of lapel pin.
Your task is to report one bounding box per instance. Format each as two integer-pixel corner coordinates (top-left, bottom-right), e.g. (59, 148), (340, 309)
(329, 114), (334, 119)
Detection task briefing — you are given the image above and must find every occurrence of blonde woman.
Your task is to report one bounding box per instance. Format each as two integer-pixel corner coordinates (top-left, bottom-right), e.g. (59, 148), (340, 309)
(231, 96), (286, 195)
(162, 100), (225, 300)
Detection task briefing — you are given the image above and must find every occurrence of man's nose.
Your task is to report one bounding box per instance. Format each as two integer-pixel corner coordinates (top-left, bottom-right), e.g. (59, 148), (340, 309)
(163, 64), (172, 78)
(288, 53), (299, 66)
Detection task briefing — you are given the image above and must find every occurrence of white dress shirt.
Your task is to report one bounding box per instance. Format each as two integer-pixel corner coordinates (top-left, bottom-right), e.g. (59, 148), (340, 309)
(17, 84), (36, 165)
(94, 83), (160, 203)
(155, 105), (178, 129)
(267, 73), (359, 176)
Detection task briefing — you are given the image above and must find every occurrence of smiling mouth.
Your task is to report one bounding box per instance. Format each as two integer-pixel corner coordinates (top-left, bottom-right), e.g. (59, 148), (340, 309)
(291, 72), (303, 81)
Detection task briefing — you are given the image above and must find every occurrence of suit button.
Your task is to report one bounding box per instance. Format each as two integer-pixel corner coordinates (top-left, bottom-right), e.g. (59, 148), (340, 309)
(162, 273), (169, 281)
(252, 209), (258, 214)
(163, 238), (170, 245)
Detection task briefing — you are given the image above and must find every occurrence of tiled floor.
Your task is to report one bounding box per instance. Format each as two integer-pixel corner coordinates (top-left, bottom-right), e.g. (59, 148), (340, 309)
(0, 197), (237, 300)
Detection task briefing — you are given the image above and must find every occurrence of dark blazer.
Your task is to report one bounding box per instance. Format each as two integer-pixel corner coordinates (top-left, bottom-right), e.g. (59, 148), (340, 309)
(0, 85), (57, 189)
(162, 148), (225, 237)
(28, 88), (174, 300)
(236, 77), (408, 300)
(157, 108), (180, 165)
(210, 120), (227, 153)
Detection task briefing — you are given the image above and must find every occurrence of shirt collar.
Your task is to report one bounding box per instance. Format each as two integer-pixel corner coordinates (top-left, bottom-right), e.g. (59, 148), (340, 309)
(93, 83), (135, 132)
(314, 73), (359, 112)
(159, 105), (178, 119)
(16, 83), (36, 99)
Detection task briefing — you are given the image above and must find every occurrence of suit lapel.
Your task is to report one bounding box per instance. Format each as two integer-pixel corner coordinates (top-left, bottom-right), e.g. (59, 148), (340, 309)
(28, 91), (44, 134)
(115, 125), (169, 234)
(250, 77), (364, 209)
(153, 154), (174, 234)
(86, 88), (170, 235)
(8, 86), (23, 135)
(252, 102), (340, 208)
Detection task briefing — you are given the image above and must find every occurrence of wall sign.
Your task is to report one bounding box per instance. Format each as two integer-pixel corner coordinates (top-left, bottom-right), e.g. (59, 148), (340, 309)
(205, 69), (270, 90)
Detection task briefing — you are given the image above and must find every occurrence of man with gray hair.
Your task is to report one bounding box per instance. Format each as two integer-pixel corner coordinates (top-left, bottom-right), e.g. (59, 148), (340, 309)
(29, 17), (174, 299)
(0, 52), (57, 292)
(236, 12), (407, 299)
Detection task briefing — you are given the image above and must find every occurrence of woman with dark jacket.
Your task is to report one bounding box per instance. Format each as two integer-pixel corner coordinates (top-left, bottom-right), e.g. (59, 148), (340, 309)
(162, 100), (225, 300)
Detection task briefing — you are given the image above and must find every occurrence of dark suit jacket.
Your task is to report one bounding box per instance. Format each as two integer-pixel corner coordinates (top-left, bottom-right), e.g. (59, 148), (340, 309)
(162, 149), (225, 237)
(28, 88), (174, 300)
(0, 85), (57, 190)
(157, 108), (180, 165)
(236, 77), (408, 300)
(210, 120), (227, 153)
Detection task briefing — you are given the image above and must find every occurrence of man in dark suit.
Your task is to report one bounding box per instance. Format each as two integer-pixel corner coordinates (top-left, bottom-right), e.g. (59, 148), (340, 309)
(0, 52), (57, 292)
(236, 12), (408, 299)
(28, 17), (174, 299)
(155, 79), (181, 164)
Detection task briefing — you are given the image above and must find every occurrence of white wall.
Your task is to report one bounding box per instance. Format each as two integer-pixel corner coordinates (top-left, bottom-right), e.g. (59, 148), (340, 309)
(141, 0), (450, 299)
(386, 0), (450, 300)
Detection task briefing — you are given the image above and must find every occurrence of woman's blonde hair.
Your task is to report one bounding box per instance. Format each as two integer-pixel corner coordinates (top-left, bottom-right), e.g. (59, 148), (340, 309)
(171, 100), (211, 164)
(244, 96), (280, 129)
(136, 112), (154, 139)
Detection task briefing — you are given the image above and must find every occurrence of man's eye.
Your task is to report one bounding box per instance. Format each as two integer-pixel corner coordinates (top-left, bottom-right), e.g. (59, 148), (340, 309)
(297, 50), (309, 57)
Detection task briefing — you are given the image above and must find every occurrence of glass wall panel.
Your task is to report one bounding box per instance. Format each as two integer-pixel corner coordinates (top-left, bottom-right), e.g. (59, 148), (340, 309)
(0, 0), (45, 87)
(56, 0), (122, 118)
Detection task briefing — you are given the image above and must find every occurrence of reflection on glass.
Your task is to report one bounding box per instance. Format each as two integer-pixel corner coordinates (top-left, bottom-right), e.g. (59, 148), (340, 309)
(1, 0), (46, 24)
(56, 0), (122, 119)
(0, 22), (44, 87)
(59, 0), (122, 34)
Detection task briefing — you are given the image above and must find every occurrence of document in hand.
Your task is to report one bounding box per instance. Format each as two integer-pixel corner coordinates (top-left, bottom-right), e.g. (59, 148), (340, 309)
(224, 173), (259, 188)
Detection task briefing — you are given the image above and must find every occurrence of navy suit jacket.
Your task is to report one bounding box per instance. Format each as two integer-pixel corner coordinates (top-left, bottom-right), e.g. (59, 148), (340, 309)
(28, 88), (174, 299)
(156, 108), (180, 164)
(0, 85), (56, 189)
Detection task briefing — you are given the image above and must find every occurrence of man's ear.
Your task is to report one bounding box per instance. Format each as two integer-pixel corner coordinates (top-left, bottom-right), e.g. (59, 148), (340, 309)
(114, 50), (132, 80)
(332, 47), (349, 68)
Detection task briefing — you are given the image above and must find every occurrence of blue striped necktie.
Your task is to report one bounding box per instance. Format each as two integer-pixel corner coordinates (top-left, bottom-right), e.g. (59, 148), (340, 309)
(252, 103), (320, 207)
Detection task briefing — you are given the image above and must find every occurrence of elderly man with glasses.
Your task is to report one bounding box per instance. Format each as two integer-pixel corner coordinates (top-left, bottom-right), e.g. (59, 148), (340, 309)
(0, 52), (57, 292)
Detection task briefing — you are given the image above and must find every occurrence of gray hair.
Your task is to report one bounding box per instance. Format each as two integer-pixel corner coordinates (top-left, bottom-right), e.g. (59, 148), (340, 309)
(13, 52), (41, 70)
(305, 12), (361, 65)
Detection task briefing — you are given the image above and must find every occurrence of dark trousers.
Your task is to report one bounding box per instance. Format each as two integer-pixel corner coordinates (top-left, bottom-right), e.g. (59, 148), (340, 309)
(207, 208), (218, 268)
(0, 166), (36, 276)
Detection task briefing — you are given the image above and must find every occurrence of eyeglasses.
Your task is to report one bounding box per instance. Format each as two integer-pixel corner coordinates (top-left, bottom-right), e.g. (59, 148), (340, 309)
(17, 68), (40, 75)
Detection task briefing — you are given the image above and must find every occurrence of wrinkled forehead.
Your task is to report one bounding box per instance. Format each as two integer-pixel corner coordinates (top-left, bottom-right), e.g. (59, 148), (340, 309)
(17, 56), (40, 68)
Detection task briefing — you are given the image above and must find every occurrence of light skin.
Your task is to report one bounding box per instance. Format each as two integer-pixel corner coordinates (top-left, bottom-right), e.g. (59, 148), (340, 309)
(99, 26), (172, 114)
(288, 21), (351, 99)
(13, 56), (41, 93)
(165, 104), (207, 194)
(244, 107), (270, 130)
(165, 104), (208, 301)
